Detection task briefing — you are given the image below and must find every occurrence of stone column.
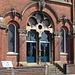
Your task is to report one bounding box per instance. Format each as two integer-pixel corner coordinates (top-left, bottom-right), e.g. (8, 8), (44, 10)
(18, 29), (27, 64)
(54, 32), (61, 63)
(38, 37), (41, 64)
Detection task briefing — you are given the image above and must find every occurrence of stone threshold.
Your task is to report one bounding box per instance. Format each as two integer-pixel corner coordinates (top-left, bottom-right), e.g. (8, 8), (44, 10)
(19, 62), (51, 66)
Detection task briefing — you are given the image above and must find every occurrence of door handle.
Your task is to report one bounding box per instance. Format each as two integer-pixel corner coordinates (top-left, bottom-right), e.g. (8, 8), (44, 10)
(44, 50), (46, 53)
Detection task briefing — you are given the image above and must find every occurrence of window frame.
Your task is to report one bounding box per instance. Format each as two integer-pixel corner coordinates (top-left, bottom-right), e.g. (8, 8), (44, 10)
(8, 23), (16, 53)
(60, 28), (66, 53)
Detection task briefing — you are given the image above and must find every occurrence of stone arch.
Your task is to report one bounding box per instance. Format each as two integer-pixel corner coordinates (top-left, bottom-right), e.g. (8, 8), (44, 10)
(21, 1), (59, 21)
(21, 2), (59, 30)
(60, 26), (70, 33)
(7, 20), (20, 29)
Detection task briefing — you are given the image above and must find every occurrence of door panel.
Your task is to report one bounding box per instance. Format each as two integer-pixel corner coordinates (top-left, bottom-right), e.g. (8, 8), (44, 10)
(41, 43), (50, 62)
(27, 42), (36, 63)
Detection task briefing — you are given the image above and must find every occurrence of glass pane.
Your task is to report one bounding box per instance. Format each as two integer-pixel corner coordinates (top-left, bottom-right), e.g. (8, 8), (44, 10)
(29, 17), (37, 25)
(61, 29), (64, 52)
(27, 31), (37, 41)
(27, 43), (30, 57)
(43, 19), (50, 26)
(45, 43), (49, 56)
(32, 43), (36, 56)
(8, 24), (15, 52)
(41, 32), (49, 41)
(41, 44), (44, 56)
(36, 13), (43, 23)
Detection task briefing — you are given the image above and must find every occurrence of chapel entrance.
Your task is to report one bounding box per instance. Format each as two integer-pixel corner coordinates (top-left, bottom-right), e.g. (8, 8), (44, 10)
(26, 11), (53, 63)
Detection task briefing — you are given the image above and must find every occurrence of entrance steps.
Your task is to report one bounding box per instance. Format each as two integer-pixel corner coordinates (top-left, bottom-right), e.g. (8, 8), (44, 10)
(47, 64), (63, 75)
(19, 62), (64, 74)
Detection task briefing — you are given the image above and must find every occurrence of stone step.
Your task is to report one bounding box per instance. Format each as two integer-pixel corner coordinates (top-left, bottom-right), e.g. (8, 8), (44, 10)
(47, 65), (63, 74)
(48, 70), (63, 74)
(48, 72), (63, 74)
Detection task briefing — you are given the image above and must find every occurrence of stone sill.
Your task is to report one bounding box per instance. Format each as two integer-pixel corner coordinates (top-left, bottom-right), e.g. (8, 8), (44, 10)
(60, 53), (68, 56)
(47, 0), (72, 5)
(7, 52), (18, 56)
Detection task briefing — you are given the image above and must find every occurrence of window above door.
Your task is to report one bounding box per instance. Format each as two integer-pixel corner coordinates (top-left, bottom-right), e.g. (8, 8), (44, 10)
(27, 12), (52, 28)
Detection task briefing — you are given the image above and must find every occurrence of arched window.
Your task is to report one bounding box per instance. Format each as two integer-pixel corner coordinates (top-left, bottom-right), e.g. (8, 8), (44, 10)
(61, 29), (66, 53)
(8, 23), (16, 52)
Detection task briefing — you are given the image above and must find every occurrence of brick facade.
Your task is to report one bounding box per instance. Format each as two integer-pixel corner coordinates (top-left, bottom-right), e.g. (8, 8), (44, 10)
(0, 66), (45, 75)
(0, 0), (75, 67)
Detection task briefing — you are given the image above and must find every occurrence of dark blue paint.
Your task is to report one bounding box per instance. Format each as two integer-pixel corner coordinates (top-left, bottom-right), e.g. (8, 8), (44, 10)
(41, 43), (49, 62)
(27, 43), (36, 63)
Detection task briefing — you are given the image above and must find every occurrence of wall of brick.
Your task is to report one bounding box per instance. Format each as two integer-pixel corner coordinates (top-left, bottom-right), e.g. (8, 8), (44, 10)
(0, 66), (45, 75)
(64, 64), (75, 74)
(54, 37), (61, 61)
(60, 54), (68, 64)
(19, 35), (26, 62)
(0, 0), (74, 66)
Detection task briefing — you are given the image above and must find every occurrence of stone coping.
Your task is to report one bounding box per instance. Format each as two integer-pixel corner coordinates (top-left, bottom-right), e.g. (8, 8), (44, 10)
(7, 52), (18, 56)
(60, 53), (68, 56)
(14, 66), (45, 69)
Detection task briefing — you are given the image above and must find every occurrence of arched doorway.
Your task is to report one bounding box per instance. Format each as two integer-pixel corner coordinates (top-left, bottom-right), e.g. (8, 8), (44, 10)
(26, 11), (53, 63)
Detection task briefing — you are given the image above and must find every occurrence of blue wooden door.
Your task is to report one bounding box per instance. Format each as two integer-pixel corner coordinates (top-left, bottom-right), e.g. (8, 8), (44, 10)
(27, 42), (36, 63)
(41, 43), (50, 62)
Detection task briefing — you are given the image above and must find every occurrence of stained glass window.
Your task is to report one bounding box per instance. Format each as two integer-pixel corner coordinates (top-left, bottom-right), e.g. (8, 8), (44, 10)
(61, 29), (66, 53)
(8, 24), (16, 52)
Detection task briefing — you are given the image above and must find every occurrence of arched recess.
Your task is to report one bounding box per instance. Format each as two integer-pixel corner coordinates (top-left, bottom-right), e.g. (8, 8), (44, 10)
(7, 21), (20, 53)
(60, 28), (66, 53)
(60, 25), (72, 64)
(8, 23), (16, 52)
(26, 11), (54, 63)
(60, 26), (69, 53)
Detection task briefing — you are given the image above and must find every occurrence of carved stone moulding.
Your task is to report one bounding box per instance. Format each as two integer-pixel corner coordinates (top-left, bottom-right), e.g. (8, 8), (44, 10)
(18, 29), (27, 35)
(54, 32), (61, 37)
(0, 17), (7, 29)
(2, 7), (22, 21)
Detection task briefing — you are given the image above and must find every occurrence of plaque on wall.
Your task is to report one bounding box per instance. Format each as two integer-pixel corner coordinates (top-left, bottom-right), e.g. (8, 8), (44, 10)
(1, 61), (13, 67)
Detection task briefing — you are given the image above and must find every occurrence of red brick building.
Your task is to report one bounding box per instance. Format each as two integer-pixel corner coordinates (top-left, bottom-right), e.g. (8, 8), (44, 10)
(0, 0), (75, 67)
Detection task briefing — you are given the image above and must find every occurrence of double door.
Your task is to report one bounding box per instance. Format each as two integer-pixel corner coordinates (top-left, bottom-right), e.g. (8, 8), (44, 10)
(27, 42), (50, 63)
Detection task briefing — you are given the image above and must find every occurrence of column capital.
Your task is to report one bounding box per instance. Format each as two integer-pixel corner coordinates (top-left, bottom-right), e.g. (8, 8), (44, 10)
(18, 29), (27, 35)
(54, 32), (61, 37)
